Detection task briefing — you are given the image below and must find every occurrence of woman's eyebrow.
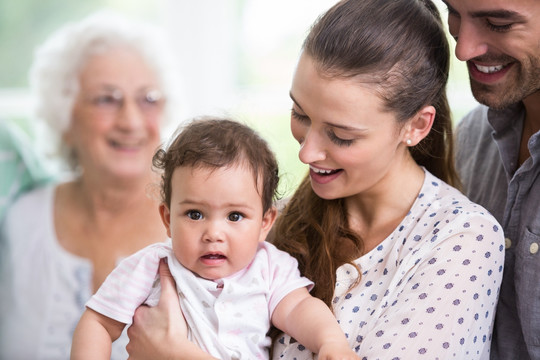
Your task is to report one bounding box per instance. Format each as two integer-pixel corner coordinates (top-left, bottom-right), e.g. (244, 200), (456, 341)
(289, 92), (304, 111)
(289, 91), (367, 132)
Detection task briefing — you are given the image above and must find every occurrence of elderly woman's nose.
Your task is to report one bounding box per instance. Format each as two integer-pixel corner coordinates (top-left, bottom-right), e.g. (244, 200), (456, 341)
(117, 98), (145, 129)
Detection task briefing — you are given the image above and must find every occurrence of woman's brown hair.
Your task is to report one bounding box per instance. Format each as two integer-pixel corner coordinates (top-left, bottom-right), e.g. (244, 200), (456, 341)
(270, 0), (458, 308)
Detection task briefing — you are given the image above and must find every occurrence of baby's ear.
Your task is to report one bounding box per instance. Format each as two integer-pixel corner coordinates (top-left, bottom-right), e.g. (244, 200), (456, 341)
(159, 203), (172, 238)
(259, 206), (278, 242)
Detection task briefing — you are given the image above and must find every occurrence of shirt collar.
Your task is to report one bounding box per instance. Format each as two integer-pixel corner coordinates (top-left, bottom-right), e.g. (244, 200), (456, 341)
(487, 102), (525, 135)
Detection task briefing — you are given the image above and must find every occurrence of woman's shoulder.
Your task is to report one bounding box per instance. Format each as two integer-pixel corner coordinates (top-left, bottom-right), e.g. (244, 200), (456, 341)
(421, 170), (498, 221)
(396, 172), (505, 277)
(1, 183), (57, 244)
(412, 171), (503, 244)
(4, 184), (56, 221)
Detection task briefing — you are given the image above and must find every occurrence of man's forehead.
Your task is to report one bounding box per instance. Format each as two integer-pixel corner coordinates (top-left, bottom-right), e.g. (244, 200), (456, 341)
(442, 0), (537, 16)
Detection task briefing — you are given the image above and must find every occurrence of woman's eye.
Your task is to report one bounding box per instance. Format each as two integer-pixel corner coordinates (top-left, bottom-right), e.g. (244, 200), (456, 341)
(93, 95), (119, 106)
(143, 98), (160, 106)
(139, 95), (163, 107)
(327, 129), (354, 147)
(186, 210), (203, 220)
(291, 108), (310, 123)
(228, 212), (244, 222)
(145, 90), (163, 103)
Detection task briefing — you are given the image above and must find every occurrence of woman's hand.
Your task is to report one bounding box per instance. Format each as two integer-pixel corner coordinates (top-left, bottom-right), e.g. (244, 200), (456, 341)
(126, 259), (187, 359)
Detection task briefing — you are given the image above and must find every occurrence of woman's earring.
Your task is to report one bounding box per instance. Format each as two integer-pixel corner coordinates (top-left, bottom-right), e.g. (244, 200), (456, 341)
(406, 139), (412, 146)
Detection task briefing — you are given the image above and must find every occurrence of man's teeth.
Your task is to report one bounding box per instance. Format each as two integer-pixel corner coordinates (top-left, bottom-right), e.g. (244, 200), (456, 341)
(475, 64), (504, 74)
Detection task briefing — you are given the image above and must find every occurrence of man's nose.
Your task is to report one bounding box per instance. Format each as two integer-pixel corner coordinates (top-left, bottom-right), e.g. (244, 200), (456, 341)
(454, 21), (489, 62)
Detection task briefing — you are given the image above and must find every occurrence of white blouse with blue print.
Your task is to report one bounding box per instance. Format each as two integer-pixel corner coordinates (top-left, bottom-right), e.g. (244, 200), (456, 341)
(273, 169), (505, 360)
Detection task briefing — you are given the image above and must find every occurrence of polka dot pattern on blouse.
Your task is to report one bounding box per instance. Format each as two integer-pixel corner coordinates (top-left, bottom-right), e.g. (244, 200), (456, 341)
(273, 170), (504, 360)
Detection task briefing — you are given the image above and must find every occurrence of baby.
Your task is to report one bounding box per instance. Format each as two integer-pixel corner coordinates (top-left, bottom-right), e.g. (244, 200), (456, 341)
(71, 117), (358, 359)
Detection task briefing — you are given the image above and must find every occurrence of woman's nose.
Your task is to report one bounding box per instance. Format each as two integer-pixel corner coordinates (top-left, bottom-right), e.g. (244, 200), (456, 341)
(298, 130), (326, 165)
(116, 98), (145, 130)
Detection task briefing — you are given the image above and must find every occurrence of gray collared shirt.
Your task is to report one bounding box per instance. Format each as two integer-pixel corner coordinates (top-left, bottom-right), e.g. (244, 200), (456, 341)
(456, 103), (540, 360)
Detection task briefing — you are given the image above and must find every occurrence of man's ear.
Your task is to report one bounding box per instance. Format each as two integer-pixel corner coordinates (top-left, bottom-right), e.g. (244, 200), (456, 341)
(402, 105), (435, 146)
(159, 203), (172, 238)
(259, 206), (278, 243)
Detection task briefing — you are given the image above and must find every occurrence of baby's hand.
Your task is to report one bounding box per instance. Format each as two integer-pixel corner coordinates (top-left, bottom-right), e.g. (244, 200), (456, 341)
(318, 341), (359, 360)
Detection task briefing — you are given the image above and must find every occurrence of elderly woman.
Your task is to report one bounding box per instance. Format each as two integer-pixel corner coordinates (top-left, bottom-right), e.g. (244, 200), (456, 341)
(0, 12), (180, 359)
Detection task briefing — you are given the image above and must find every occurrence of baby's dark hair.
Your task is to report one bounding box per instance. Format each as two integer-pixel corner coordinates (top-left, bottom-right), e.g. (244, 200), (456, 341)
(153, 116), (280, 214)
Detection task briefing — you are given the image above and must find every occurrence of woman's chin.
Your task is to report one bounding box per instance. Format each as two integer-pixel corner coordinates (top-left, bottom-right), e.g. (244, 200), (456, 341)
(310, 184), (342, 201)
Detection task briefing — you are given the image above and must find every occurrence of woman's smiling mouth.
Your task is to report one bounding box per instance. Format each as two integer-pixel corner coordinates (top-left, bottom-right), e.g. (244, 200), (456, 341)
(309, 165), (343, 184)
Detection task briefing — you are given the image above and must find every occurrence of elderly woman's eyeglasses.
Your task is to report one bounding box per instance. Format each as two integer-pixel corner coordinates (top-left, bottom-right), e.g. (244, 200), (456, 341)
(84, 87), (165, 116)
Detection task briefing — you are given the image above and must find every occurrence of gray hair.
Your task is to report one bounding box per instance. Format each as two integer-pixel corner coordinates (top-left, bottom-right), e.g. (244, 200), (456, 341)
(29, 11), (182, 166)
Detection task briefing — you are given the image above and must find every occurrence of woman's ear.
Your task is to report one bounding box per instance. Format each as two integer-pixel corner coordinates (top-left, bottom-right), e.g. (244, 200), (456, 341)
(403, 105), (435, 146)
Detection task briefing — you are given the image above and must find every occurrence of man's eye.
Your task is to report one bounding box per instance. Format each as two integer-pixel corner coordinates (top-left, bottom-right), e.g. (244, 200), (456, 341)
(445, 6), (459, 18)
(486, 21), (513, 32)
(228, 212), (244, 222)
(186, 210), (203, 220)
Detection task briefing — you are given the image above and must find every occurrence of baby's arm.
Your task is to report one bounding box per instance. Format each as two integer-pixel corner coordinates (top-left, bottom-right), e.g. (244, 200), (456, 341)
(71, 308), (125, 360)
(272, 287), (358, 359)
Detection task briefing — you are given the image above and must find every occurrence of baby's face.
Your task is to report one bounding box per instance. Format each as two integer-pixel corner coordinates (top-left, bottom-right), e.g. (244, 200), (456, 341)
(159, 164), (275, 280)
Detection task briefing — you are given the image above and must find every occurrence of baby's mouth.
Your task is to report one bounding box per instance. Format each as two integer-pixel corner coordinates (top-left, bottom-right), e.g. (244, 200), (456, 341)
(201, 253), (226, 260)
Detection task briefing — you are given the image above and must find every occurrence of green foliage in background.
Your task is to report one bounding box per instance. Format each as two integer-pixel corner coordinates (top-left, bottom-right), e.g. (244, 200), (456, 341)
(0, 0), (109, 87)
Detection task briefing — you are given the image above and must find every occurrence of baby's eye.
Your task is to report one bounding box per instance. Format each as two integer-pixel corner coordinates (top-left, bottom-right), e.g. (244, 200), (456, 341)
(186, 210), (203, 220)
(228, 212), (244, 222)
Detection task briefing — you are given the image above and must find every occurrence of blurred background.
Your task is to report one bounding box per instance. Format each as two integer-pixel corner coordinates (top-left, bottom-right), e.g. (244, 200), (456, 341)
(0, 0), (478, 197)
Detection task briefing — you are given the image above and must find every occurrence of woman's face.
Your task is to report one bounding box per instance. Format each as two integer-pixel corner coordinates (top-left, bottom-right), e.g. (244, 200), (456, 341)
(67, 47), (164, 181)
(289, 53), (410, 200)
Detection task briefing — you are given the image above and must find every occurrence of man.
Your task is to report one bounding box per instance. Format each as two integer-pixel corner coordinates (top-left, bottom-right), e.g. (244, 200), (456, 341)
(441, 0), (540, 359)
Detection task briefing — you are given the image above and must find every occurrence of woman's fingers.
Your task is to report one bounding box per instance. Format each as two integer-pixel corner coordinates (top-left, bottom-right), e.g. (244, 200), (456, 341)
(126, 259), (188, 359)
(157, 258), (179, 306)
(157, 259), (186, 331)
